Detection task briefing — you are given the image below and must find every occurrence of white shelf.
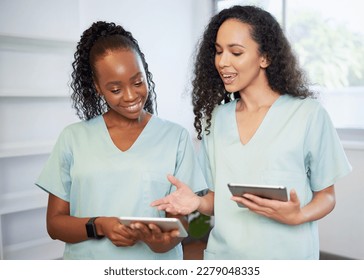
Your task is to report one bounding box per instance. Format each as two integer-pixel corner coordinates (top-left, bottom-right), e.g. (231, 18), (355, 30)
(0, 141), (54, 158)
(0, 90), (71, 98)
(0, 12), (75, 260)
(4, 237), (64, 260)
(342, 140), (364, 151)
(0, 190), (48, 215)
(0, 16), (75, 260)
(0, 33), (76, 51)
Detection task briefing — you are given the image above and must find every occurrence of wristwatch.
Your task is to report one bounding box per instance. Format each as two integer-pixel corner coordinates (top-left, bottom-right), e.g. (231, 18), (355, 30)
(86, 217), (104, 239)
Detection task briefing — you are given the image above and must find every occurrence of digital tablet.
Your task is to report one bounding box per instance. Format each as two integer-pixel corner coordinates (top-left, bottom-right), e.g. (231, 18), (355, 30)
(228, 183), (288, 208)
(119, 217), (188, 237)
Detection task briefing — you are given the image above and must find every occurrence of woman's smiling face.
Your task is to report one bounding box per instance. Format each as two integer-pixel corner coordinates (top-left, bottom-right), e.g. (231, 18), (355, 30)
(214, 19), (269, 93)
(93, 49), (148, 121)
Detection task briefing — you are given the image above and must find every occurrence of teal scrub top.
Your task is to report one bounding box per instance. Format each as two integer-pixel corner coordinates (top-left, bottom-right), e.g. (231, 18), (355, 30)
(199, 95), (352, 260)
(36, 115), (207, 259)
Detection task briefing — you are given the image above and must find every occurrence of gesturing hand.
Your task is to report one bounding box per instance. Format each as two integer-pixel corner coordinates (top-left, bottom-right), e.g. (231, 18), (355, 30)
(150, 174), (200, 215)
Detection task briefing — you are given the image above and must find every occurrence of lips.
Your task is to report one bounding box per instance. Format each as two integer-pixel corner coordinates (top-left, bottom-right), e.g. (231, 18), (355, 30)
(123, 100), (143, 113)
(221, 72), (237, 85)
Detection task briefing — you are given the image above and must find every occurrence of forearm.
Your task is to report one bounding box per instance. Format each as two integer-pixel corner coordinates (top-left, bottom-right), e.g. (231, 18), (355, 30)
(197, 191), (215, 216)
(299, 185), (336, 224)
(47, 214), (90, 243)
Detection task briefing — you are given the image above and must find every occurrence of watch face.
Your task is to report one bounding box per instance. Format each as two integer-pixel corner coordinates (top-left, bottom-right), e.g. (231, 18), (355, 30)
(86, 217), (104, 239)
(86, 218), (97, 238)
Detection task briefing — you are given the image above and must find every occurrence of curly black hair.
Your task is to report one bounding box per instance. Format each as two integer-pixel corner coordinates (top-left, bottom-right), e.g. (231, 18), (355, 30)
(70, 21), (157, 120)
(192, 5), (314, 140)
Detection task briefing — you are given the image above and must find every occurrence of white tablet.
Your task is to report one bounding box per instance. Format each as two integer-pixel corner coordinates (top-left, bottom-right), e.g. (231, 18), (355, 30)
(228, 183), (288, 208)
(119, 217), (188, 237)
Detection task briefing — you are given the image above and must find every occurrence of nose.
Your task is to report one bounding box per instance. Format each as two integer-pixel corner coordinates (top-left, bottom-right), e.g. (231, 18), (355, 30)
(123, 86), (138, 101)
(217, 51), (230, 68)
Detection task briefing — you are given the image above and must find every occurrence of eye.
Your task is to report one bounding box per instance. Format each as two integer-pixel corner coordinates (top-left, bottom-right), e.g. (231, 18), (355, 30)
(215, 45), (223, 55)
(110, 89), (120, 94)
(134, 77), (145, 87)
(232, 52), (242, 57)
(134, 80), (143, 87)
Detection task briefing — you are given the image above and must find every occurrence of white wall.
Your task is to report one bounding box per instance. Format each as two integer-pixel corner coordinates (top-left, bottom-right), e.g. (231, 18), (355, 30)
(318, 145), (364, 259)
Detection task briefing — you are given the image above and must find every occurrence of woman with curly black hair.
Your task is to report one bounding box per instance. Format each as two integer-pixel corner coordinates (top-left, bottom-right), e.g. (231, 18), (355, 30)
(36, 21), (206, 259)
(152, 5), (351, 259)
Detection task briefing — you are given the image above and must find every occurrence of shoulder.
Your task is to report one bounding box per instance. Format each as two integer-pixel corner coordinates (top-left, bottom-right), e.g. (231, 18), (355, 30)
(281, 95), (335, 136)
(214, 100), (237, 116)
(151, 115), (188, 135)
(195, 101), (234, 142)
(59, 115), (103, 139)
(285, 94), (321, 107)
(208, 100), (236, 126)
(280, 95), (325, 117)
(205, 100), (236, 134)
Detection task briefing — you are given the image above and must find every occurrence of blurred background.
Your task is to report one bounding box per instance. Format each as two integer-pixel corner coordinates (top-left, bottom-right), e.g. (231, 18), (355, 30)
(0, 0), (363, 260)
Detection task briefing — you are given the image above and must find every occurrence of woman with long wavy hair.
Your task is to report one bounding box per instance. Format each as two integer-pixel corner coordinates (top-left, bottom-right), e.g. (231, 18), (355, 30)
(152, 5), (351, 259)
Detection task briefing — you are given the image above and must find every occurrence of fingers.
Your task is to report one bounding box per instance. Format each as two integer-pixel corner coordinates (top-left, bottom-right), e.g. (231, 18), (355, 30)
(150, 174), (182, 207)
(231, 193), (274, 210)
(130, 222), (178, 241)
(110, 225), (138, 247)
(129, 222), (160, 233)
(150, 197), (168, 207)
(149, 200), (179, 214)
(167, 174), (184, 189)
(113, 237), (137, 247)
(231, 193), (257, 205)
(242, 193), (265, 206)
(144, 223), (163, 239)
(289, 189), (299, 203)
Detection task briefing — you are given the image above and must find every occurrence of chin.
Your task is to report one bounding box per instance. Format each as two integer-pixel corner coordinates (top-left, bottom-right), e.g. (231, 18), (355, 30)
(224, 85), (239, 93)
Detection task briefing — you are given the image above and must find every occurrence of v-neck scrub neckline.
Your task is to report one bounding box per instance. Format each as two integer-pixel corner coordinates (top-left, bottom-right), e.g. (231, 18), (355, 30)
(231, 96), (283, 147)
(100, 114), (155, 154)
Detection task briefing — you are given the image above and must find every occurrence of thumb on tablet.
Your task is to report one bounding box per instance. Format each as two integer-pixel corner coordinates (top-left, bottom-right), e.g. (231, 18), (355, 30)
(289, 189), (299, 203)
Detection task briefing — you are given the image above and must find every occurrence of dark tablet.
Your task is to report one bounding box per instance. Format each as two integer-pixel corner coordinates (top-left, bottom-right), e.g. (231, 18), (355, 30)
(228, 183), (288, 208)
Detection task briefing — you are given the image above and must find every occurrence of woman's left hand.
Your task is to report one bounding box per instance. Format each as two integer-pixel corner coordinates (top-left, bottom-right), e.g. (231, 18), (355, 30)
(128, 222), (182, 253)
(231, 189), (305, 225)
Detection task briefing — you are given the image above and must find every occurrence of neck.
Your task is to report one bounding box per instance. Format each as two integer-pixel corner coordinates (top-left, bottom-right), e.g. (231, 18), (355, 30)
(238, 88), (280, 112)
(104, 110), (150, 129)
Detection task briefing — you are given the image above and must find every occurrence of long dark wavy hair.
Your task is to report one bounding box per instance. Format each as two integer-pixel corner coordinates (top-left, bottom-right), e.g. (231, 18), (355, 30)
(71, 21), (157, 120)
(192, 5), (314, 139)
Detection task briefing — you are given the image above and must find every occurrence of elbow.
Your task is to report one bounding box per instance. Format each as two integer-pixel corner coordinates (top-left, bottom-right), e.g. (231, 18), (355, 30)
(328, 193), (336, 214)
(323, 186), (336, 217)
(47, 227), (57, 240)
(46, 221), (59, 240)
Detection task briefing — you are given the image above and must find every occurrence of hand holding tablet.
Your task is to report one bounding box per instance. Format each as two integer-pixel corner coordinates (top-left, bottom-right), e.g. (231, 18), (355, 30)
(119, 217), (188, 237)
(228, 183), (288, 208)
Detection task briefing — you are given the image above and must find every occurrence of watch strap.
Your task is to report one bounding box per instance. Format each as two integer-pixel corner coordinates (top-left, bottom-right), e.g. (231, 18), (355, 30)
(86, 217), (104, 239)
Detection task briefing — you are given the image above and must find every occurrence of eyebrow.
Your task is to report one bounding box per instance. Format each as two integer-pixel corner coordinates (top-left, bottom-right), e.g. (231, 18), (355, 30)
(129, 72), (143, 81)
(105, 72), (143, 87)
(215, 42), (246, 48)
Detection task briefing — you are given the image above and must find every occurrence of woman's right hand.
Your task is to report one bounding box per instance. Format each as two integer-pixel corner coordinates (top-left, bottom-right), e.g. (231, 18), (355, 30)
(97, 217), (139, 247)
(150, 174), (200, 215)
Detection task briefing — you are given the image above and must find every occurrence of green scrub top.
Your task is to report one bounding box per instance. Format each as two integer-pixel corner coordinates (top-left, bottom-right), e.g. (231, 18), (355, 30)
(199, 95), (351, 259)
(36, 115), (207, 259)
